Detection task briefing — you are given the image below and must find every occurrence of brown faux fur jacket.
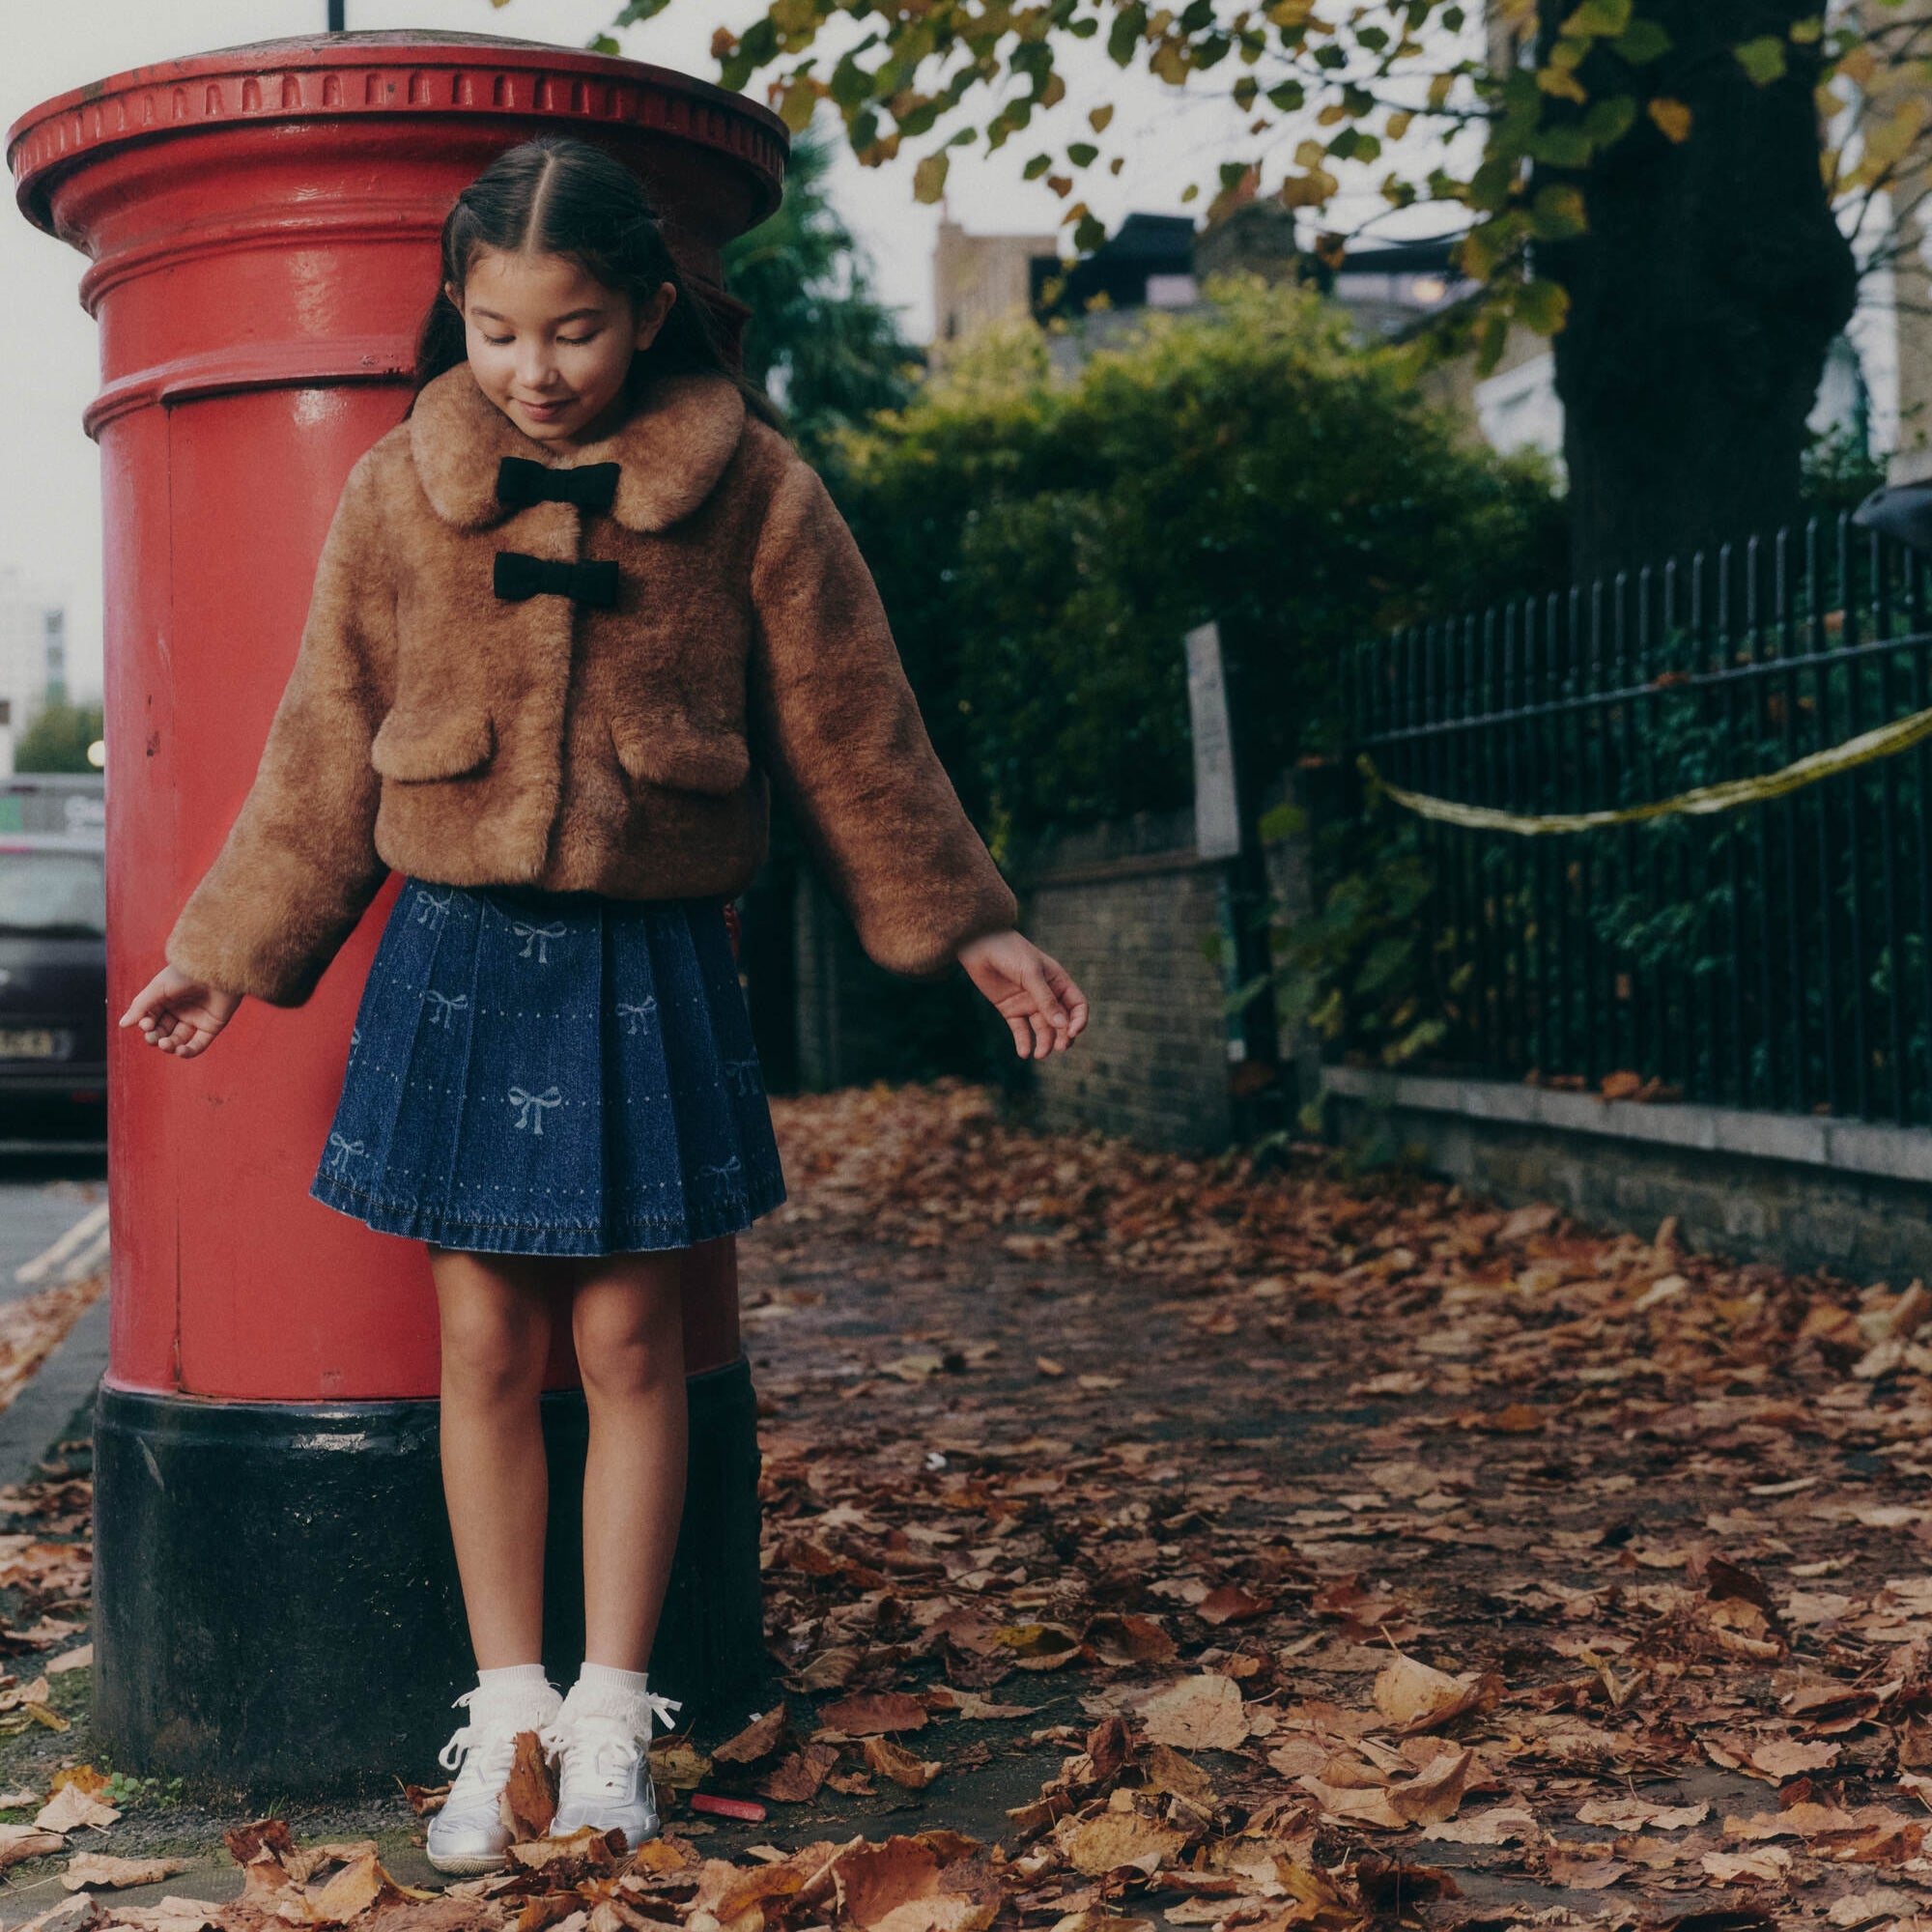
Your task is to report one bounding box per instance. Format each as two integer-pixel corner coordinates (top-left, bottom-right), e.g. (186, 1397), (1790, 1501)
(165, 358), (1019, 1005)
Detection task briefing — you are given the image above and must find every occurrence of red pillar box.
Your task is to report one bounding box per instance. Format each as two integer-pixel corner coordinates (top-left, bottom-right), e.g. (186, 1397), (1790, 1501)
(8, 31), (786, 1793)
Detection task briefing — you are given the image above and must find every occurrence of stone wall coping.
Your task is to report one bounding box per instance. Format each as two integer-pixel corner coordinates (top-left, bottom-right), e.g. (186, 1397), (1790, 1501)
(1023, 848), (1224, 890)
(1323, 1065), (1932, 1185)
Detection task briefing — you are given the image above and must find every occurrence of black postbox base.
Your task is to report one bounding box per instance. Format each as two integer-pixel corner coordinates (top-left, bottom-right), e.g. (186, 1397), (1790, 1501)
(92, 1356), (773, 1799)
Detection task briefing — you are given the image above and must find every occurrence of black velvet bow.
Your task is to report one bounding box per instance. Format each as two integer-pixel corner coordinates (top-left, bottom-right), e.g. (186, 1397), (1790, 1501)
(493, 552), (621, 609)
(497, 456), (622, 514)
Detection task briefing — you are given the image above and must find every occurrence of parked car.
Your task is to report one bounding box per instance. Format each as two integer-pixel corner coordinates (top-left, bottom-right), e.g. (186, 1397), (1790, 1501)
(0, 831), (106, 1141)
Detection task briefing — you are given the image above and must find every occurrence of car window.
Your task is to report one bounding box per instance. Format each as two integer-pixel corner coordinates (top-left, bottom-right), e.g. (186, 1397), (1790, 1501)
(0, 852), (106, 937)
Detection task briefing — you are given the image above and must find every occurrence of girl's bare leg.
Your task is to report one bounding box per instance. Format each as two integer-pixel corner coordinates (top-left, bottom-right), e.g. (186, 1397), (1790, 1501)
(430, 1246), (560, 1667)
(571, 1249), (688, 1670)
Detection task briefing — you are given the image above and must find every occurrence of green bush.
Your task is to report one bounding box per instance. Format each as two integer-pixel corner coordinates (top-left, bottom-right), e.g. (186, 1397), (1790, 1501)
(828, 274), (1565, 864)
(15, 703), (102, 775)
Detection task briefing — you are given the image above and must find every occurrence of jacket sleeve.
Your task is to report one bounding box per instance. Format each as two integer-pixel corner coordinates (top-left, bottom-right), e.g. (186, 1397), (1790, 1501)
(746, 454), (1018, 980)
(163, 451), (397, 1007)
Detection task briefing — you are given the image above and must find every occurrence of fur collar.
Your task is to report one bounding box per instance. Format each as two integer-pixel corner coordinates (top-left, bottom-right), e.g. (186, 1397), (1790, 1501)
(408, 359), (748, 533)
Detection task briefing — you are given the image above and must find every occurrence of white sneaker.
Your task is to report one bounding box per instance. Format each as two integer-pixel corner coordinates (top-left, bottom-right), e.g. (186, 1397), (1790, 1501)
(425, 1676), (564, 1875)
(541, 1678), (683, 1849)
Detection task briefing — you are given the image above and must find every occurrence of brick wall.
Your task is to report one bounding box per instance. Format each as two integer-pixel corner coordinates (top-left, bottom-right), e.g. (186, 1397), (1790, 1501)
(786, 866), (1020, 1095)
(783, 772), (1310, 1148)
(1014, 804), (1236, 1152)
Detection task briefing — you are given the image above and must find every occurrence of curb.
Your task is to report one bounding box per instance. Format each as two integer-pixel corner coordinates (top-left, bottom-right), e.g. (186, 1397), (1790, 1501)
(0, 1290), (108, 1489)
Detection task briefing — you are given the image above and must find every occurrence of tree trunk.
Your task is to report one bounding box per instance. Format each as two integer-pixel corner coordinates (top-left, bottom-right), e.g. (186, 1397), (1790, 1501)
(1536, 0), (1859, 582)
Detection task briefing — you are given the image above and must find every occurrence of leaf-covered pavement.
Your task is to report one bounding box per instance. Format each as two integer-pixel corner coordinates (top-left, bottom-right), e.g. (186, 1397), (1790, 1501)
(7, 1076), (1932, 1927)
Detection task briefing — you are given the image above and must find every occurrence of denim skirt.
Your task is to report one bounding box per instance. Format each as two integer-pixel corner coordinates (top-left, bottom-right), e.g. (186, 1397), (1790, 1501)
(308, 878), (787, 1256)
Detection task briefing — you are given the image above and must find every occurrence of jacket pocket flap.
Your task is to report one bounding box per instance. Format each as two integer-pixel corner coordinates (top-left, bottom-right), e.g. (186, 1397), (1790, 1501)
(371, 708), (496, 782)
(610, 714), (750, 797)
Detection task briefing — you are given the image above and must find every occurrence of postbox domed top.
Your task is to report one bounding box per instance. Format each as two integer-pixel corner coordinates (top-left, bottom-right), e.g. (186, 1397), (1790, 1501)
(7, 29), (789, 236)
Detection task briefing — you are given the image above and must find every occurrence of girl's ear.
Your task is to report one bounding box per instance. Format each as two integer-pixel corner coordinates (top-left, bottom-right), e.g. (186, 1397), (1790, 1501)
(634, 281), (678, 352)
(442, 280), (466, 315)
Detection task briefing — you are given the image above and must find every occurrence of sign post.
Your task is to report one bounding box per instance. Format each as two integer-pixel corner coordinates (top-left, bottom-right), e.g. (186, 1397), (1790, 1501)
(1185, 621), (1284, 1142)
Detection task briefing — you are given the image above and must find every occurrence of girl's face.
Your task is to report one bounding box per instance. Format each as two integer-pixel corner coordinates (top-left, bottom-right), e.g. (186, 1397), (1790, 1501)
(446, 246), (677, 450)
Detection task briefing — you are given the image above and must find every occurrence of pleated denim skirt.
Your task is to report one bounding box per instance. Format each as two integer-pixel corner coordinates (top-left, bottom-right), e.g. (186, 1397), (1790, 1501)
(308, 878), (787, 1257)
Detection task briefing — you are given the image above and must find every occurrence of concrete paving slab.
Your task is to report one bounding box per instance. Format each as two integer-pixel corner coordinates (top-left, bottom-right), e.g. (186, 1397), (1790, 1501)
(0, 1289), (106, 1492)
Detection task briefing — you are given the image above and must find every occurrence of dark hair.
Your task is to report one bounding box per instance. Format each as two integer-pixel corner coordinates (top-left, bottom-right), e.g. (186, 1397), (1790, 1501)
(412, 133), (782, 431)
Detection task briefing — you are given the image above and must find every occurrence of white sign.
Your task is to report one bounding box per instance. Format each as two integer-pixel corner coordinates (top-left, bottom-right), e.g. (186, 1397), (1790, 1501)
(1184, 620), (1240, 861)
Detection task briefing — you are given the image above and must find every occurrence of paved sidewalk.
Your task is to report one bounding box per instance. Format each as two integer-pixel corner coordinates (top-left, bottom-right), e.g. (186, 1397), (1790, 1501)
(2, 1081), (1930, 1928)
(0, 1287), (105, 1491)
(0, 1186), (111, 1493)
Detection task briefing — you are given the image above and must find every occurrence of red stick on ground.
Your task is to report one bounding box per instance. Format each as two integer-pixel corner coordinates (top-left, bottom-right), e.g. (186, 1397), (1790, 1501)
(690, 1794), (767, 1822)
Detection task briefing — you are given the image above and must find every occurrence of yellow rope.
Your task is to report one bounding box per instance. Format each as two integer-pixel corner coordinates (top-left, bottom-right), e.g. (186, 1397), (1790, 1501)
(1357, 703), (1932, 837)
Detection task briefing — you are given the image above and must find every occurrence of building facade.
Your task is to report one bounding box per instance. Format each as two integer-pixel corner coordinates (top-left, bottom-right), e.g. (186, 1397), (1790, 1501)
(0, 569), (71, 774)
(930, 215), (1060, 360)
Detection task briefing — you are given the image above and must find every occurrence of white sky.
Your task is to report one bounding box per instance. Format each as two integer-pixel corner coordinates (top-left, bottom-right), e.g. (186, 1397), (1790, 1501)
(0, 2), (1453, 704)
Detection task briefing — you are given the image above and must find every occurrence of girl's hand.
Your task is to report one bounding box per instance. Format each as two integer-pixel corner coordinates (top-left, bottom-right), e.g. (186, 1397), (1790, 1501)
(956, 929), (1089, 1059)
(119, 965), (243, 1060)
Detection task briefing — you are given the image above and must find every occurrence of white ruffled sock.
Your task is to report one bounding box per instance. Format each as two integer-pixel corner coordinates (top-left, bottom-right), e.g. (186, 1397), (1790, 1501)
(576, 1662), (651, 1698)
(562, 1662), (678, 1737)
(478, 1662), (552, 1693)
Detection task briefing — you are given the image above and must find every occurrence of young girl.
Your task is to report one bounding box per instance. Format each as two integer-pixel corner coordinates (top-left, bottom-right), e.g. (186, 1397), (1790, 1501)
(117, 135), (1088, 1874)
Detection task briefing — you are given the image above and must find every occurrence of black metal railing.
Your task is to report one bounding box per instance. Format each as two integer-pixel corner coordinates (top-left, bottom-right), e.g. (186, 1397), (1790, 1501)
(1351, 517), (1932, 1125)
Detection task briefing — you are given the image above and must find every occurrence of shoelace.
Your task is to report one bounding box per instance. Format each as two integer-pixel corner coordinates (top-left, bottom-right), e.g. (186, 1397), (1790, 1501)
(639, 1689), (683, 1736)
(438, 1688), (547, 1789)
(540, 1690), (684, 1798)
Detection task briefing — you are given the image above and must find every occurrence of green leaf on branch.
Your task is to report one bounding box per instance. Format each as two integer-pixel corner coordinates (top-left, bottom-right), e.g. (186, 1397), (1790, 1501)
(1611, 19), (1671, 63)
(827, 50), (872, 110)
(1735, 36), (1788, 85)
(1536, 62), (1590, 103)
(722, 15), (780, 91)
(779, 78), (819, 132)
(1467, 154), (1520, 213)
(914, 153), (950, 203)
(1531, 183), (1588, 239)
(1024, 153), (1053, 179)
(1648, 96), (1691, 141)
(1582, 94), (1637, 145)
(1528, 126), (1594, 168)
(1108, 2), (1148, 66)
(1515, 276), (1572, 335)
(1455, 218), (1511, 281)
(1471, 307), (1510, 377)
(1559, 0), (1632, 36)
(1067, 142), (1098, 165)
